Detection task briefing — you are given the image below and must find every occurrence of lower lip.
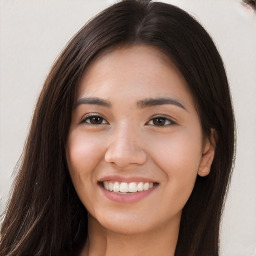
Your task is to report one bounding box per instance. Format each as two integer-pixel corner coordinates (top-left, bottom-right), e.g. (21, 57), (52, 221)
(99, 184), (158, 203)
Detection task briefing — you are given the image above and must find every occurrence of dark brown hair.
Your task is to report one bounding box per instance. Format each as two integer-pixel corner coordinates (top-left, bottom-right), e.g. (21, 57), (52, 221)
(0, 1), (235, 255)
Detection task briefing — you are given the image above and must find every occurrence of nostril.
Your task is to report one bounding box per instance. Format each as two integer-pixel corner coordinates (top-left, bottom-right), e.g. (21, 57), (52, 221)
(105, 146), (147, 167)
(104, 134), (147, 167)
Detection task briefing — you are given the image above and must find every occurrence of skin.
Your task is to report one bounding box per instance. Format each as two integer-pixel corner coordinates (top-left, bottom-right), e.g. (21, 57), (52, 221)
(66, 45), (215, 256)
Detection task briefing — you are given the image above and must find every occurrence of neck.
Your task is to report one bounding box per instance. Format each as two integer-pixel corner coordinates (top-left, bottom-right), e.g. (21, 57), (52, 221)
(80, 214), (180, 256)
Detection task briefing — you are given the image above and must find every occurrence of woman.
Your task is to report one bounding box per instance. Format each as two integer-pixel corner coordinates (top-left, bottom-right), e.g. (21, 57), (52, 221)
(0, 0), (235, 255)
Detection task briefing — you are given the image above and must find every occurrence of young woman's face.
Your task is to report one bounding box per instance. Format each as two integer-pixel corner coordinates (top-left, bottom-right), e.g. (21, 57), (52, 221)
(66, 45), (213, 234)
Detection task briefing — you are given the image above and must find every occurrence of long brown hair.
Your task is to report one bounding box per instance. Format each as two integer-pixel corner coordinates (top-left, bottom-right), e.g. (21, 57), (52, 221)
(0, 1), (235, 255)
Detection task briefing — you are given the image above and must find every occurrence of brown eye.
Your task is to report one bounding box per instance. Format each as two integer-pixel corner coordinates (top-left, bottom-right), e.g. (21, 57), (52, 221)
(89, 116), (104, 124)
(147, 116), (175, 127)
(81, 115), (108, 125)
(153, 117), (168, 126)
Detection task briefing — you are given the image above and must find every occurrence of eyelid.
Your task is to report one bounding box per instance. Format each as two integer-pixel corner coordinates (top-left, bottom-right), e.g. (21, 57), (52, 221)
(146, 115), (177, 126)
(80, 113), (109, 125)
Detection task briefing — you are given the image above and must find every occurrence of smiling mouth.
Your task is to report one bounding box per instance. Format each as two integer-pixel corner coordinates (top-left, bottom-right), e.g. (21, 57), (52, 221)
(100, 181), (159, 194)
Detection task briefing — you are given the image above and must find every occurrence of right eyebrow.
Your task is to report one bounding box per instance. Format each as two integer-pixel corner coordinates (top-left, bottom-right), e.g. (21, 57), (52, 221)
(75, 97), (112, 108)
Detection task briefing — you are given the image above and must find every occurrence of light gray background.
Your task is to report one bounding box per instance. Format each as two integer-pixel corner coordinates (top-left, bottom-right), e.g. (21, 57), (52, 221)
(0, 0), (255, 255)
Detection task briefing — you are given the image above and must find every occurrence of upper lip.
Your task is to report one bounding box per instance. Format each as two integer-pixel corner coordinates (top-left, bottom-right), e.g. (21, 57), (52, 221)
(98, 175), (158, 183)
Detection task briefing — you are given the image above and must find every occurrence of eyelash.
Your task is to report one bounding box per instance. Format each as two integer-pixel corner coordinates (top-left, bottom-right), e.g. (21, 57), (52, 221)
(80, 113), (108, 125)
(80, 114), (176, 127)
(146, 116), (176, 127)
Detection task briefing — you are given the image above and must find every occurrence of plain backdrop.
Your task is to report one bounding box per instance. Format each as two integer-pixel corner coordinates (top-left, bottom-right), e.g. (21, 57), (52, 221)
(0, 0), (256, 255)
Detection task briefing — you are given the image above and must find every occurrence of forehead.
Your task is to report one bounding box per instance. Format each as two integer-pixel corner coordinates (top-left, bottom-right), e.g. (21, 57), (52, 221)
(77, 45), (194, 108)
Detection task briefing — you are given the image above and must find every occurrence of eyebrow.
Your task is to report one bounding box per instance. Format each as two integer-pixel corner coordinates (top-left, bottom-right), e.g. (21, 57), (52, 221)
(137, 97), (187, 111)
(75, 97), (112, 108)
(75, 96), (187, 111)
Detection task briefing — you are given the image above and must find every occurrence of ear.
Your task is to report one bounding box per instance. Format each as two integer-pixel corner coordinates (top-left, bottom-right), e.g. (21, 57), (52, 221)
(198, 129), (217, 177)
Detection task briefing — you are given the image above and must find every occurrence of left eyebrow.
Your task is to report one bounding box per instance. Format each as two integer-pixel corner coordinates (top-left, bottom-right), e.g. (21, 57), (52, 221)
(137, 97), (187, 111)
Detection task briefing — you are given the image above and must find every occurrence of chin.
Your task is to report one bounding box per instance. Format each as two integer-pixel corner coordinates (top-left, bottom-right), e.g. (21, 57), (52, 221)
(93, 209), (181, 235)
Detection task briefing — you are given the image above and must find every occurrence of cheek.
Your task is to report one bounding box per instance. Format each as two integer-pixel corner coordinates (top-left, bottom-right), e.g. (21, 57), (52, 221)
(66, 132), (104, 175)
(148, 127), (202, 206)
(66, 132), (105, 206)
(151, 127), (202, 172)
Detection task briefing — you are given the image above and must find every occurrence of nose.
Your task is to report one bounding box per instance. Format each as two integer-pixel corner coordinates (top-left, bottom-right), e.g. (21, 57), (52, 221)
(105, 126), (147, 168)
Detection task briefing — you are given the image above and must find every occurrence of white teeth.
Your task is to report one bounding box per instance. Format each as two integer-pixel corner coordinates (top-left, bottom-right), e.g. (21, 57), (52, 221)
(102, 181), (155, 193)
(120, 182), (129, 193)
(103, 181), (109, 190)
(128, 182), (137, 193)
(108, 182), (113, 191)
(143, 182), (149, 190)
(113, 182), (119, 192)
(137, 182), (143, 191)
